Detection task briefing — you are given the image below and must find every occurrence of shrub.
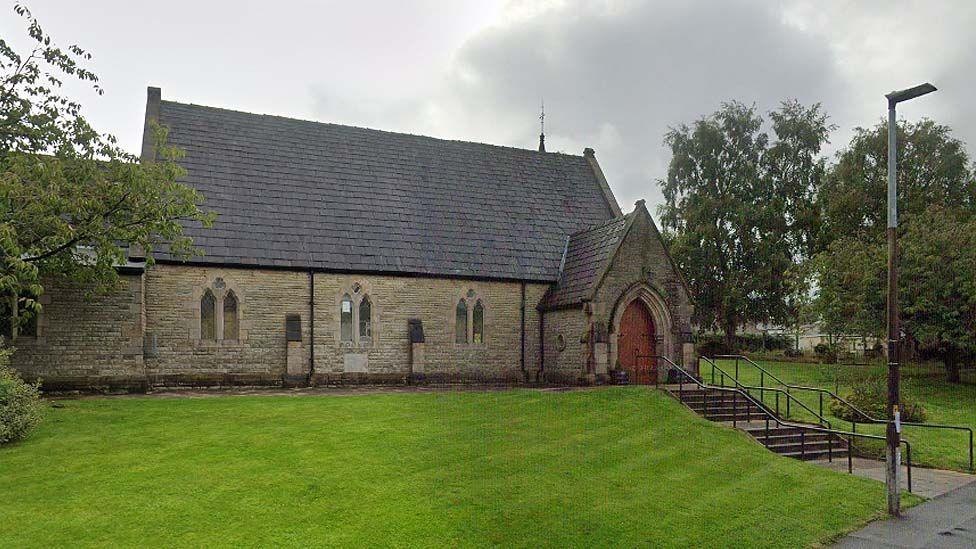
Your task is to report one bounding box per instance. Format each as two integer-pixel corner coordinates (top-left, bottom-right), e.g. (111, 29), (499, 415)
(0, 346), (43, 444)
(814, 343), (838, 364)
(694, 333), (793, 357)
(784, 348), (803, 358)
(829, 376), (926, 423)
(864, 343), (885, 360)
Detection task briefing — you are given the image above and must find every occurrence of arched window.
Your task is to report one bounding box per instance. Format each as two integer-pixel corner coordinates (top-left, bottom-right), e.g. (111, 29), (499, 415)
(201, 290), (216, 340)
(223, 291), (239, 340)
(340, 294), (353, 342)
(455, 299), (468, 343)
(359, 295), (372, 340)
(473, 300), (484, 344)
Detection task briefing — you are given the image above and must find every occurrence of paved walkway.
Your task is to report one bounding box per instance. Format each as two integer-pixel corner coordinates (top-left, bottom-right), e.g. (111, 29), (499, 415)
(834, 479), (976, 548)
(811, 457), (976, 499)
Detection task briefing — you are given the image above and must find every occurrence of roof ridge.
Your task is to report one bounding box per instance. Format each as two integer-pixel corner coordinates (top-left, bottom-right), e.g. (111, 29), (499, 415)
(568, 212), (630, 238)
(160, 99), (588, 160)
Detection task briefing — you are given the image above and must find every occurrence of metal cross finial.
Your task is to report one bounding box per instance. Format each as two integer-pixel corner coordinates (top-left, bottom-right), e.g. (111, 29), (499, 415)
(538, 98), (547, 152)
(539, 98), (545, 135)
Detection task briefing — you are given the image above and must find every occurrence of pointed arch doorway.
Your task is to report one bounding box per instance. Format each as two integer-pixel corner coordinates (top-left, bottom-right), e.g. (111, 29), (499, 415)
(618, 299), (657, 384)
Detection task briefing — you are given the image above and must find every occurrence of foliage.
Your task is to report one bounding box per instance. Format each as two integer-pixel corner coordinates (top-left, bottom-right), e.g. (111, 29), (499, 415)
(814, 115), (976, 382)
(814, 343), (838, 364)
(0, 390), (900, 546)
(659, 100), (831, 344)
(814, 236), (886, 337)
(900, 206), (976, 382)
(0, 344), (42, 444)
(828, 376), (926, 423)
(694, 332), (791, 356)
(0, 4), (211, 327)
(816, 206), (976, 381)
(819, 118), (976, 245)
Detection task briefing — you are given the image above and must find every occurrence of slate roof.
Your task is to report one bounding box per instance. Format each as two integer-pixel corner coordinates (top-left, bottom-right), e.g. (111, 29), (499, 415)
(540, 214), (631, 309)
(153, 99), (617, 281)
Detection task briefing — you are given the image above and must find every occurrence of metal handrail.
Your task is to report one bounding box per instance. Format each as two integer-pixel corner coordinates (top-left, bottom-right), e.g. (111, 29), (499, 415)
(655, 355), (914, 492)
(700, 356), (832, 430)
(712, 354), (974, 471)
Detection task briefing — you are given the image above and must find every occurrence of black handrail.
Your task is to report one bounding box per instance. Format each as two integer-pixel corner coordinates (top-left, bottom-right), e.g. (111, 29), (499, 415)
(699, 356), (831, 430)
(655, 355), (914, 492)
(712, 354), (974, 472)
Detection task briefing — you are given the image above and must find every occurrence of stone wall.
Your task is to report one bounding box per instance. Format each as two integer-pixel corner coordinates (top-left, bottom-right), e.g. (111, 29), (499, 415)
(142, 264), (547, 386)
(309, 274), (547, 384)
(144, 265), (311, 386)
(16, 257), (703, 389)
(541, 307), (587, 384)
(11, 274), (146, 390)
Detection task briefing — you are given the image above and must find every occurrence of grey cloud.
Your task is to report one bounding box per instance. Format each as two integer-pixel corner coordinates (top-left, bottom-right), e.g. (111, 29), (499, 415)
(309, 0), (846, 213)
(440, 0), (845, 211)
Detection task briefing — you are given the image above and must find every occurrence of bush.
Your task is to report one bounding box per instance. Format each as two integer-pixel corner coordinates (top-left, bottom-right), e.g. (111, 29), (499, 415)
(864, 343), (884, 360)
(0, 347), (43, 444)
(694, 333), (793, 357)
(784, 348), (803, 358)
(814, 343), (838, 364)
(829, 377), (926, 423)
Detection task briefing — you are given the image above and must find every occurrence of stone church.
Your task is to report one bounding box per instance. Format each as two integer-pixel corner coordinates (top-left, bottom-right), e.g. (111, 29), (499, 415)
(12, 88), (694, 390)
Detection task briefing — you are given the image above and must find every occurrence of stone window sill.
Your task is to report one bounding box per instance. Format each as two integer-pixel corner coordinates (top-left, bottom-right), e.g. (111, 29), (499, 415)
(195, 339), (246, 348)
(339, 340), (373, 351)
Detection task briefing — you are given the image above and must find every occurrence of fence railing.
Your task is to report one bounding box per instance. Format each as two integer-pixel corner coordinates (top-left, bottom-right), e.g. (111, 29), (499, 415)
(654, 354), (914, 491)
(708, 354), (973, 472)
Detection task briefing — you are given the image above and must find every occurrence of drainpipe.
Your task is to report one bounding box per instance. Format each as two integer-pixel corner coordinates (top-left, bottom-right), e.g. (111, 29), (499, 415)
(537, 308), (545, 383)
(307, 269), (315, 385)
(520, 282), (526, 381)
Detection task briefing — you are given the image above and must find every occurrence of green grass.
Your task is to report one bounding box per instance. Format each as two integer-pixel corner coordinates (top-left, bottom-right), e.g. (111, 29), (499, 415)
(0, 388), (904, 547)
(702, 359), (976, 471)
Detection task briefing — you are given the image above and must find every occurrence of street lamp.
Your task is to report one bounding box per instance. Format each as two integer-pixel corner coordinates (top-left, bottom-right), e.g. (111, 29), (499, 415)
(884, 82), (936, 516)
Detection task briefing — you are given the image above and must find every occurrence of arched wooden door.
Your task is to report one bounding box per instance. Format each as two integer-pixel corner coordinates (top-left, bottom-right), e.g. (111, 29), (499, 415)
(618, 300), (657, 384)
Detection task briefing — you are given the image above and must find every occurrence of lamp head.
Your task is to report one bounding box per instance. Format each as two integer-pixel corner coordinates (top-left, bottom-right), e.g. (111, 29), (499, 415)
(887, 83), (937, 105)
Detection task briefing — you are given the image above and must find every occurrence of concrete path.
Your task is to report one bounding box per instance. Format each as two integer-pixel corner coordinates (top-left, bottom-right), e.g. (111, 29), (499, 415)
(834, 479), (976, 548)
(812, 457), (976, 499)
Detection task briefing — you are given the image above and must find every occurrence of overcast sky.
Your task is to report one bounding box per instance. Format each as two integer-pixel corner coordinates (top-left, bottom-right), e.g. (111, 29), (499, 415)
(6, 0), (975, 214)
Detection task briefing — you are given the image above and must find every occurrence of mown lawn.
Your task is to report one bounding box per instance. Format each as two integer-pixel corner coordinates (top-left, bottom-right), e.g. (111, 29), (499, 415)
(0, 388), (901, 547)
(703, 359), (976, 471)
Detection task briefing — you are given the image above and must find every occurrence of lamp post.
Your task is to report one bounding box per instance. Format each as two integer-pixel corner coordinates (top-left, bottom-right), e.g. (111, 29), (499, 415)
(883, 82), (936, 516)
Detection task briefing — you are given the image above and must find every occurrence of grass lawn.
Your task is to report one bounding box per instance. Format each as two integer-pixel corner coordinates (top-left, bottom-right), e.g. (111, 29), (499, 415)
(702, 359), (976, 472)
(0, 388), (905, 547)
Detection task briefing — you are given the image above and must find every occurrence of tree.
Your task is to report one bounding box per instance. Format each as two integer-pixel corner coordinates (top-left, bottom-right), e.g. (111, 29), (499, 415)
(765, 100), (833, 260)
(817, 207), (976, 382)
(814, 237), (886, 340)
(0, 5), (209, 335)
(658, 100), (831, 347)
(816, 118), (976, 381)
(819, 118), (976, 245)
(900, 206), (976, 382)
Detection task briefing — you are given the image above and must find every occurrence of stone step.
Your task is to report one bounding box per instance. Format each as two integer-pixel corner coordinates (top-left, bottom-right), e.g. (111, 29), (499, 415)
(667, 385), (852, 464)
(743, 425), (839, 438)
(763, 439), (847, 455)
(687, 404), (766, 416)
(701, 411), (770, 422)
(683, 398), (766, 409)
(777, 448), (847, 461)
(680, 393), (758, 403)
(747, 431), (839, 445)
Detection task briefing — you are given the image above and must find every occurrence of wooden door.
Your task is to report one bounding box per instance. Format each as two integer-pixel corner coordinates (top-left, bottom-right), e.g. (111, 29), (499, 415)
(618, 300), (656, 384)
